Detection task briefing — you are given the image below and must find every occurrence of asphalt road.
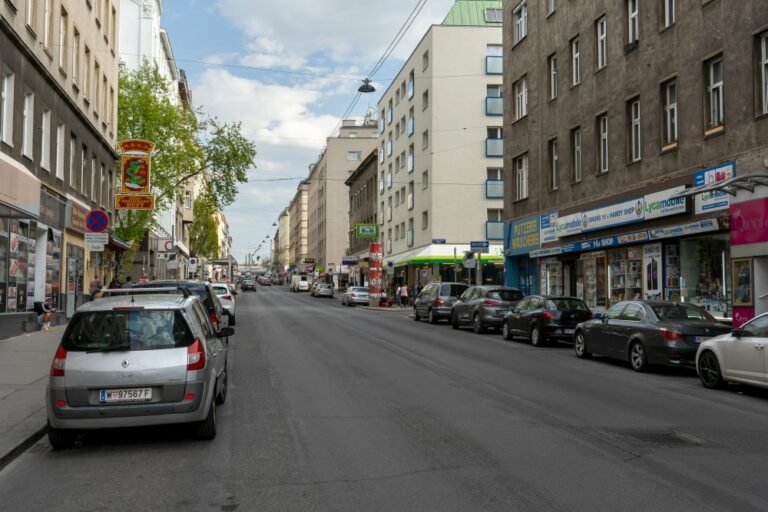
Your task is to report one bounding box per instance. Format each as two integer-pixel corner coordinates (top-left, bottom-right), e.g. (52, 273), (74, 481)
(2, 286), (768, 511)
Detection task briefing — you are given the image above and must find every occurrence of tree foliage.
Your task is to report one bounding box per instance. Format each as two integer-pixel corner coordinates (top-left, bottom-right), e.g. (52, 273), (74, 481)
(189, 195), (220, 259)
(116, 62), (256, 244)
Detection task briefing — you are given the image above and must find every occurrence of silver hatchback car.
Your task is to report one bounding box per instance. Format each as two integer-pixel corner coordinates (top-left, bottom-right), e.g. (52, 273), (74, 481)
(46, 291), (233, 449)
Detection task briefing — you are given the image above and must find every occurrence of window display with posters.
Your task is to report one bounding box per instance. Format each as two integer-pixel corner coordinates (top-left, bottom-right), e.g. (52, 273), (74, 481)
(664, 243), (681, 301)
(642, 243), (663, 301)
(577, 252), (607, 314)
(47, 230), (62, 308)
(540, 258), (563, 296)
(10, 220), (30, 312)
(26, 223), (36, 311)
(0, 217), (6, 312)
(679, 235), (730, 318)
(609, 247), (643, 304)
(732, 259), (752, 306)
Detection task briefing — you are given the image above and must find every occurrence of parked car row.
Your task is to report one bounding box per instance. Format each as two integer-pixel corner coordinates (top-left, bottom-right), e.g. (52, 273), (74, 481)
(411, 281), (768, 392)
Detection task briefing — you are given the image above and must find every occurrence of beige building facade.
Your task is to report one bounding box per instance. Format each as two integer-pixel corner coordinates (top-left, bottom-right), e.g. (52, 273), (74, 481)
(288, 180), (309, 269)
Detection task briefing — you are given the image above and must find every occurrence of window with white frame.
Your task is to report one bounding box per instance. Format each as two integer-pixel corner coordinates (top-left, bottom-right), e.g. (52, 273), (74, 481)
(548, 54), (557, 99)
(571, 127), (582, 182)
(22, 91), (34, 159)
(80, 144), (87, 194)
(69, 134), (76, 186)
(596, 17), (607, 69)
(41, 108), (51, 170)
(0, 68), (14, 146)
(421, 169), (429, 190)
(513, 2), (528, 44)
(90, 155), (96, 198)
(487, 44), (503, 57)
(408, 144), (414, 172)
(43, 0), (53, 49)
(55, 123), (65, 180)
(73, 28), (81, 86)
(571, 37), (581, 85)
(387, 133), (392, 156)
(59, 7), (69, 72)
(347, 151), (361, 161)
(547, 0), (556, 15)
(706, 56), (724, 128)
(407, 70), (414, 99)
(597, 114), (609, 173)
(627, 0), (639, 44)
(387, 99), (393, 124)
(485, 8), (503, 23)
(387, 197), (392, 221)
(549, 139), (558, 190)
(487, 209), (503, 222)
(761, 33), (768, 115)
(514, 76), (528, 119)
(629, 98), (641, 162)
(387, 165), (393, 188)
(662, 79), (677, 144)
(26, 0), (37, 30)
(184, 190), (192, 209)
(662, 0), (675, 28)
(514, 154), (528, 201)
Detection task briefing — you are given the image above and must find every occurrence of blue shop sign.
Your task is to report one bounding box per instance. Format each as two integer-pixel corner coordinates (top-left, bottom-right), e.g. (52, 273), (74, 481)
(506, 215), (540, 256)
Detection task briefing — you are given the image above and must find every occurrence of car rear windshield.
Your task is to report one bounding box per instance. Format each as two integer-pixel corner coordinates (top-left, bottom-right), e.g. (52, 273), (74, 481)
(62, 310), (195, 351)
(212, 287), (229, 295)
(547, 298), (589, 311)
(351, 287), (368, 293)
(441, 284), (468, 297)
(488, 290), (524, 301)
(652, 304), (715, 322)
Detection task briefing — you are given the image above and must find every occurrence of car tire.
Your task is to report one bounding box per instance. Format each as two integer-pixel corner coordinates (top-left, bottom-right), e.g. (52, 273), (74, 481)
(502, 321), (513, 341)
(698, 351), (725, 389)
(451, 312), (460, 330)
(47, 422), (76, 450)
(413, 307), (420, 321)
(428, 309), (438, 324)
(629, 341), (649, 372)
(215, 365), (228, 405)
(473, 313), (486, 334)
(196, 395), (217, 440)
(574, 332), (591, 358)
(530, 325), (545, 347)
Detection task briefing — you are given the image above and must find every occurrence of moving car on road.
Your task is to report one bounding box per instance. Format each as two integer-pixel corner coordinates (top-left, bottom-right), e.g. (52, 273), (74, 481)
(46, 291), (234, 449)
(413, 282), (468, 324)
(130, 280), (231, 333)
(696, 312), (768, 390)
(211, 283), (237, 326)
(241, 278), (256, 291)
(502, 296), (592, 346)
(312, 283), (334, 298)
(451, 286), (523, 333)
(342, 287), (370, 306)
(573, 301), (730, 371)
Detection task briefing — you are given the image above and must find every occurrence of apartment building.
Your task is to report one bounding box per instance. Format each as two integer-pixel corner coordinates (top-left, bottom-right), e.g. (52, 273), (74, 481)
(288, 180), (309, 270)
(502, 0), (768, 321)
(306, 118), (377, 285)
(277, 207), (290, 273)
(0, 0), (122, 333)
(345, 149), (378, 286)
(377, 0), (505, 290)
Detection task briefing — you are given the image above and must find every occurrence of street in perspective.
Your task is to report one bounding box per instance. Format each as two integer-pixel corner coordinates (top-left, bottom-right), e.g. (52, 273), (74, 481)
(2, 1), (768, 511)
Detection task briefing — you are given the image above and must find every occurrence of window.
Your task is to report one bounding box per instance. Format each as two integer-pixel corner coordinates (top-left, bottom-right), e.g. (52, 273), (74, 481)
(100, 163), (106, 206)
(422, 89), (429, 110)
(69, 134), (76, 186)
(80, 144), (87, 194)
(407, 218), (414, 246)
(55, 123), (65, 179)
(41, 108), (51, 170)
(400, 150), (406, 170)
(571, 37), (581, 85)
(421, 169), (429, 190)
(662, 0), (675, 28)
(423, 50), (429, 71)
(407, 181), (414, 210)
(514, 77), (528, 119)
(408, 144), (414, 172)
(597, 114), (609, 173)
(422, 210), (429, 230)
(387, 165), (393, 188)
(627, 0), (639, 43)
(347, 151), (361, 161)
(514, 154), (528, 200)
(513, 2), (528, 43)
(380, 201), (385, 224)
(26, 0), (37, 30)
(0, 69), (14, 146)
(571, 127), (582, 182)
(83, 47), (91, 100)
(548, 54), (557, 99)
(407, 70), (414, 99)
(94, 61), (101, 112)
(387, 133), (392, 156)
(379, 142), (384, 164)
(488, 209), (503, 222)
(22, 91), (34, 159)
(488, 127), (503, 139)
(90, 155), (96, 199)
(706, 56), (724, 129)
(547, 0), (556, 15)
(487, 44), (503, 57)
(628, 98), (641, 162)
(761, 33), (768, 115)
(661, 79), (678, 145)
(484, 8), (503, 22)
(422, 130), (429, 150)
(395, 224), (400, 240)
(379, 109), (385, 133)
(549, 138), (558, 190)
(72, 28), (80, 86)
(387, 197), (392, 221)
(387, 99), (393, 125)
(596, 17), (607, 69)
(408, 108), (414, 135)
(487, 167), (503, 181)
(59, 7), (69, 72)
(111, 7), (117, 47)
(43, 0), (53, 48)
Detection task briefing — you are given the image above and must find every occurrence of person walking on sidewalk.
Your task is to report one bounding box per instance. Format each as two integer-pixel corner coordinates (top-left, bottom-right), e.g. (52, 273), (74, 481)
(395, 285), (402, 308)
(399, 284), (409, 308)
(88, 275), (103, 301)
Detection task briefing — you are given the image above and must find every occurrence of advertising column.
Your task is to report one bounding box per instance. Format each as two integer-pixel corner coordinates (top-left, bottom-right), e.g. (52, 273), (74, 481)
(369, 242), (383, 307)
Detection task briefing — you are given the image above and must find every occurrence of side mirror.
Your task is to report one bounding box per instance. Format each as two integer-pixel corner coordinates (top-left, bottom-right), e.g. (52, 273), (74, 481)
(594, 313), (604, 320)
(232, 290), (238, 296)
(219, 327), (235, 338)
(731, 328), (742, 338)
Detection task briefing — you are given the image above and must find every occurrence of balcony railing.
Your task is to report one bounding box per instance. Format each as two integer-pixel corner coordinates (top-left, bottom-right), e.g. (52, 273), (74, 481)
(486, 138), (503, 157)
(486, 221), (504, 240)
(485, 179), (504, 198)
(486, 56), (503, 75)
(486, 96), (503, 116)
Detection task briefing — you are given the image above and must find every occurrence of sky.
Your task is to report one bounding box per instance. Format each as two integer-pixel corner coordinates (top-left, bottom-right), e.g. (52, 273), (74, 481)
(161, 0), (457, 264)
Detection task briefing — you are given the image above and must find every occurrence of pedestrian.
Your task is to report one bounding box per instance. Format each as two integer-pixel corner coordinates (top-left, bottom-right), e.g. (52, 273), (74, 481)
(395, 284), (402, 307)
(108, 276), (121, 289)
(399, 283), (409, 308)
(34, 298), (56, 331)
(122, 275), (133, 288)
(88, 275), (103, 301)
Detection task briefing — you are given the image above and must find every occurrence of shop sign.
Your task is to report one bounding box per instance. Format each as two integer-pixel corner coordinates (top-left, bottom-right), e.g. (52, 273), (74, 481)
(65, 200), (89, 233)
(115, 194), (155, 210)
(694, 162), (735, 214)
(540, 212), (558, 244)
(582, 198), (644, 233)
(730, 198), (768, 246)
(644, 186), (687, 220)
(648, 219), (719, 239)
(342, 256), (359, 266)
(507, 216), (540, 256)
(39, 189), (66, 230)
(556, 213), (583, 237)
(356, 224), (379, 239)
(303, 258), (315, 264)
(118, 140), (155, 195)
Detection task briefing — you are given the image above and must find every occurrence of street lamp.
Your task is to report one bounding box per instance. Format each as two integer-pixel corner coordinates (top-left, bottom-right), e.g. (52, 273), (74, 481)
(358, 78), (376, 93)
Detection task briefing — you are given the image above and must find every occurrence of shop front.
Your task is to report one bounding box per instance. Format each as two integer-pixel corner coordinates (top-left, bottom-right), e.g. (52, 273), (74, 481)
(63, 197), (91, 318)
(504, 215), (540, 295)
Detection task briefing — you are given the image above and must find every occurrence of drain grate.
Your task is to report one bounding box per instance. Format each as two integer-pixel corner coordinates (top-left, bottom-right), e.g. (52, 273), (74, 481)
(617, 430), (703, 447)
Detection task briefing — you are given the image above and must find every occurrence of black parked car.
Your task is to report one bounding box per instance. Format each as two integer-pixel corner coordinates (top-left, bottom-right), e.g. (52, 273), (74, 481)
(451, 286), (523, 333)
(502, 296), (592, 346)
(413, 282), (469, 324)
(573, 301), (731, 371)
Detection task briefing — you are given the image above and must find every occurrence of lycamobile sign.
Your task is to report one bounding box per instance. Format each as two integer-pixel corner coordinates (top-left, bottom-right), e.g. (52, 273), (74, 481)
(644, 186), (686, 219)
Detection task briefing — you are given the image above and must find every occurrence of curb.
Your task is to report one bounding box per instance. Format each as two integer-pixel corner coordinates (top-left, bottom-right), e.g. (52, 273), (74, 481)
(0, 425), (46, 473)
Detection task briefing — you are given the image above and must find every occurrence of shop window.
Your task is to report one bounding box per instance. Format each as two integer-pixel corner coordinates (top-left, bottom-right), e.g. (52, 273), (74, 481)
(679, 235), (730, 318)
(608, 247), (642, 304)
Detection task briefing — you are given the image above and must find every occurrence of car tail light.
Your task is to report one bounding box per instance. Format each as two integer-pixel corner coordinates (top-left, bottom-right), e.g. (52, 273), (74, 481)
(184, 393), (195, 401)
(586, 312), (594, 320)
(482, 299), (500, 306)
(222, 295), (233, 301)
(661, 328), (685, 341)
(350, 293), (357, 298)
(542, 311), (556, 321)
(209, 310), (219, 330)
(434, 298), (445, 306)
(55, 400), (66, 407)
(187, 339), (206, 371)
(51, 345), (67, 377)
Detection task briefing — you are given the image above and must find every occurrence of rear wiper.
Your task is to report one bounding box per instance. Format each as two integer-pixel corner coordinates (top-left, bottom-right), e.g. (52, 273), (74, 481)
(87, 342), (133, 353)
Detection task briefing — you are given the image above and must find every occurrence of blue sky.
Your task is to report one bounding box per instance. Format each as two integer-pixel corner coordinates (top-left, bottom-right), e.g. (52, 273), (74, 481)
(161, 0), (456, 263)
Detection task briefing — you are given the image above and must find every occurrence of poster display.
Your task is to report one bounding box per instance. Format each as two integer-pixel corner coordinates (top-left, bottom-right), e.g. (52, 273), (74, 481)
(368, 243), (383, 303)
(642, 243), (663, 300)
(732, 258), (752, 306)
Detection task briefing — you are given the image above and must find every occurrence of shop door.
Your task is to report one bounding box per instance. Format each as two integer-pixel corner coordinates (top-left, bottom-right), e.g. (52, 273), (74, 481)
(755, 258), (768, 317)
(65, 247), (84, 318)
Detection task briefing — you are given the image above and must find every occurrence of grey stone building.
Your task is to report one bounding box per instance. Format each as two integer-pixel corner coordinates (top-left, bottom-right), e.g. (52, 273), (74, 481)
(502, 0), (768, 321)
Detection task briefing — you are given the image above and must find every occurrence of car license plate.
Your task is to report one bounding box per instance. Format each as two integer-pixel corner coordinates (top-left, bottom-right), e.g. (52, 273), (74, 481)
(563, 328), (575, 334)
(99, 387), (152, 403)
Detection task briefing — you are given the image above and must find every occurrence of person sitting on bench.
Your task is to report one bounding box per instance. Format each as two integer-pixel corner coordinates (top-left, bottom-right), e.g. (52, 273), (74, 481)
(33, 299), (56, 332)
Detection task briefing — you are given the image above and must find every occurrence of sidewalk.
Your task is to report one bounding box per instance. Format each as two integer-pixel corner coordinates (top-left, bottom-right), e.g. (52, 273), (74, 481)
(0, 327), (64, 468)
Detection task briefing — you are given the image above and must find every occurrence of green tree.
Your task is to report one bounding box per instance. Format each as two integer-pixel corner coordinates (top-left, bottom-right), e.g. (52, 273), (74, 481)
(116, 62), (256, 244)
(189, 195), (220, 259)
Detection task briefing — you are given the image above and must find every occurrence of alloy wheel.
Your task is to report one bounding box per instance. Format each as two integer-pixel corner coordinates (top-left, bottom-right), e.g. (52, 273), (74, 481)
(502, 322), (512, 340)
(629, 342), (648, 372)
(698, 351), (724, 389)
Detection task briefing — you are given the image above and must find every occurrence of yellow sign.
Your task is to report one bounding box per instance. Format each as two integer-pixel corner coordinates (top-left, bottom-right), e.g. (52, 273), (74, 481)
(115, 194), (155, 210)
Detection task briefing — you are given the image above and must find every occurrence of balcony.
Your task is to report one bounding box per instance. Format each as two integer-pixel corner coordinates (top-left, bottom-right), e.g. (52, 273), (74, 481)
(486, 139), (503, 157)
(486, 96), (503, 116)
(486, 221), (504, 240)
(486, 56), (503, 75)
(485, 179), (504, 199)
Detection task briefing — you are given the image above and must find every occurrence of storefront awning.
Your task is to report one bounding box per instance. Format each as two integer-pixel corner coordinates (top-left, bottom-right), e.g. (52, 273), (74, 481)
(0, 151), (41, 218)
(390, 243), (504, 267)
(107, 234), (132, 251)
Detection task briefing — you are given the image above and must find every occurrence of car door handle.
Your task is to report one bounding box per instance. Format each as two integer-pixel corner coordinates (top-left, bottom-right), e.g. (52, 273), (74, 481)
(756, 345), (765, 350)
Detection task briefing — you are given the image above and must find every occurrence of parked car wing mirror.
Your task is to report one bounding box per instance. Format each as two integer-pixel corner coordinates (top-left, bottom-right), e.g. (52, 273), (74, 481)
(594, 313), (604, 320)
(731, 328), (742, 338)
(219, 327), (235, 338)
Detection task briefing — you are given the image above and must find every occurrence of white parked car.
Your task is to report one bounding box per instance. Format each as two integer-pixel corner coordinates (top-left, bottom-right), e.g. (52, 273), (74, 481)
(696, 312), (768, 389)
(212, 283), (237, 325)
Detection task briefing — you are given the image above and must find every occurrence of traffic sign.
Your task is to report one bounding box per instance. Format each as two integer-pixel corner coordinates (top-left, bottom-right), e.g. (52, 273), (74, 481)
(470, 240), (490, 254)
(157, 238), (174, 252)
(85, 209), (109, 233)
(432, 239), (446, 244)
